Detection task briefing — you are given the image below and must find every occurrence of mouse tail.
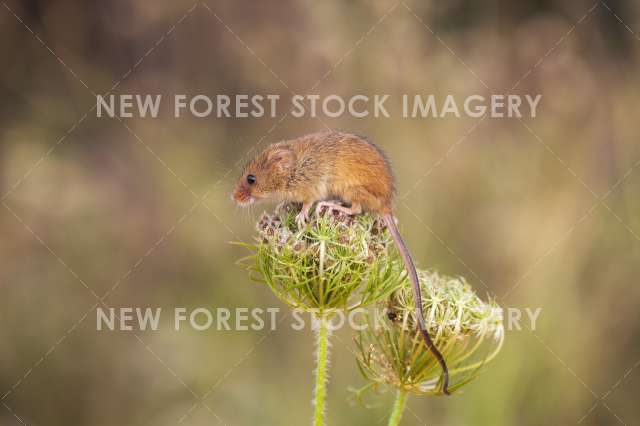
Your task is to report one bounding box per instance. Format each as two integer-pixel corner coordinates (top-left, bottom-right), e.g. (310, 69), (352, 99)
(383, 213), (450, 395)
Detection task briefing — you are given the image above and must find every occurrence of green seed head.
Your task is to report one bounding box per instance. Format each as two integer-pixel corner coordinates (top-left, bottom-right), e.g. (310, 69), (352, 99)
(354, 270), (504, 396)
(238, 204), (406, 313)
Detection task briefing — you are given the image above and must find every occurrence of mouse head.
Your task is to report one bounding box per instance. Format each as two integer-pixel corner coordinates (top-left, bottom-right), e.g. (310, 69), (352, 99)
(232, 144), (296, 206)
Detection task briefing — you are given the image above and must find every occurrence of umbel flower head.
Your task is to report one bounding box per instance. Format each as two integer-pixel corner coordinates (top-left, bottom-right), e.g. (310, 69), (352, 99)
(238, 204), (406, 313)
(354, 270), (504, 396)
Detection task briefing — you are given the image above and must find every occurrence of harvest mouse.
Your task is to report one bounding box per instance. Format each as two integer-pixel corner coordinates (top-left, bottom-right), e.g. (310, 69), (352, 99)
(232, 129), (450, 394)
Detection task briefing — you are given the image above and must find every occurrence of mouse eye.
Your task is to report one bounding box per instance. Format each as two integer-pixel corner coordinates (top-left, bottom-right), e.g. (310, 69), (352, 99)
(246, 174), (256, 185)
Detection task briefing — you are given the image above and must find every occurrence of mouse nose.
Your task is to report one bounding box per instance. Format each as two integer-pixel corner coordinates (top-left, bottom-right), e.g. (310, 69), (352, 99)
(232, 186), (251, 204)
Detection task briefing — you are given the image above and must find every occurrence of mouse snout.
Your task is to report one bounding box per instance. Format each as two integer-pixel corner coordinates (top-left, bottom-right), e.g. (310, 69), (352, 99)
(232, 184), (255, 206)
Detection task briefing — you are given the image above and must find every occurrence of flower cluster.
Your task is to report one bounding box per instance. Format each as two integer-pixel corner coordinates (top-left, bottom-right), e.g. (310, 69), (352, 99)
(241, 203), (405, 312)
(355, 270), (504, 396)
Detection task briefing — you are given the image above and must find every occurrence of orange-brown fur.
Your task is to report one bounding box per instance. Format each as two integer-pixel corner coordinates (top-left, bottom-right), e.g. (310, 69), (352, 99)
(232, 130), (395, 213)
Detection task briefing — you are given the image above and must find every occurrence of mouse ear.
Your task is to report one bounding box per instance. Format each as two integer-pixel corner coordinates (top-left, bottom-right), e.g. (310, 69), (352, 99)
(268, 147), (295, 172)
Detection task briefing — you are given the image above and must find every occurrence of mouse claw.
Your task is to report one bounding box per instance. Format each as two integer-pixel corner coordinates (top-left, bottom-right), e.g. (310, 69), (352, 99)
(295, 202), (313, 229)
(275, 201), (286, 215)
(314, 201), (328, 217)
(295, 211), (308, 229)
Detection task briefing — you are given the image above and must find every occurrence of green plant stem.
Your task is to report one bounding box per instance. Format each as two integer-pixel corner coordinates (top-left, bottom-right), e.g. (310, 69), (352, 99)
(313, 315), (330, 426)
(388, 389), (408, 426)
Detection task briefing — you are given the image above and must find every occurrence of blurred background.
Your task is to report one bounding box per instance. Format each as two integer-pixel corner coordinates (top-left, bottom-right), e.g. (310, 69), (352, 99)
(1, 0), (639, 425)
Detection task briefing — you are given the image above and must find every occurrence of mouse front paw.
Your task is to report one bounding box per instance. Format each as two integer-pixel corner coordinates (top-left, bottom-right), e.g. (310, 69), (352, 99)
(295, 210), (309, 229)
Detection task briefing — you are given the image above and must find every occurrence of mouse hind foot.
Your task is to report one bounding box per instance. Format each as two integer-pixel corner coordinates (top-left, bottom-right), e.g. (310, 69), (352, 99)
(315, 201), (362, 217)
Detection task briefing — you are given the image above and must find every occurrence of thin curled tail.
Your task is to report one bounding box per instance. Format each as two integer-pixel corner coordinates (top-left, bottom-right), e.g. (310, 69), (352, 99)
(383, 213), (450, 395)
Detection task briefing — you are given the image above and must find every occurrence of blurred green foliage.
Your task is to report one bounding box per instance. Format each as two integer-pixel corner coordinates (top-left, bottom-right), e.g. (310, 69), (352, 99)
(1, 1), (639, 425)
